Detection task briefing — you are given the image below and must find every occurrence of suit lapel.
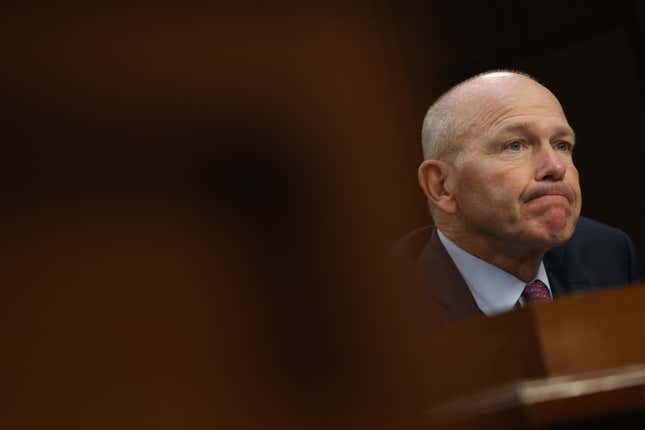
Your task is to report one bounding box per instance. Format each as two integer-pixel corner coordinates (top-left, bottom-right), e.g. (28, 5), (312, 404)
(417, 228), (483, 323)
(544, 247), (590, 296)
(543, 257), (567, 296)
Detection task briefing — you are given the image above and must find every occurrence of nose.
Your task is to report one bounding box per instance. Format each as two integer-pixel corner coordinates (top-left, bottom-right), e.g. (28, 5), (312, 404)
(535, 144), (566, 182)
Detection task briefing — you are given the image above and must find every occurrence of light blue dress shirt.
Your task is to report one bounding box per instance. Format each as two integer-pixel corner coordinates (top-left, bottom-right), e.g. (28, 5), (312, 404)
(437, 229), (552, 316)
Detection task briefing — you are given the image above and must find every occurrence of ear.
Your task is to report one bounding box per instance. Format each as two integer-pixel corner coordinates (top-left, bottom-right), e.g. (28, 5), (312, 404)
(418, 160), (458, 214)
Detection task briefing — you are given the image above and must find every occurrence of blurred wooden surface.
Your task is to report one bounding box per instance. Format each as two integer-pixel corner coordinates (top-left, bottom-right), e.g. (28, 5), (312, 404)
(424, 285), (645, 429)
(429, 363), (645, 429)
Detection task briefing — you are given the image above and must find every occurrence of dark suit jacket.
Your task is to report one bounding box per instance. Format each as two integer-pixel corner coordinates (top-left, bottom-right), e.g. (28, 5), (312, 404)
(391, 216), (641, 326)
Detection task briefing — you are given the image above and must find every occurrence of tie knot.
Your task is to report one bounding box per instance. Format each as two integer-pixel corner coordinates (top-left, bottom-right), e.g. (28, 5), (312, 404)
(521, 279), (552, 304)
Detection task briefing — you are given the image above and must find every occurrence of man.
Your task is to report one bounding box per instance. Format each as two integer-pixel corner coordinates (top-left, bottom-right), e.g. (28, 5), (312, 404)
(394, 70), (640, 326)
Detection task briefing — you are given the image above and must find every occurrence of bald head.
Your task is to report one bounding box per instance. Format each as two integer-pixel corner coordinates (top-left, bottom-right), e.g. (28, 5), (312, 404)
(417, 69), (580, 274)
(421, 71), (564, 161)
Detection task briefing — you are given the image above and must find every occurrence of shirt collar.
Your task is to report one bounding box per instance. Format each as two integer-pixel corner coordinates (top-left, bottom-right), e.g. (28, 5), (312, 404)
(437, 229), (551, 316)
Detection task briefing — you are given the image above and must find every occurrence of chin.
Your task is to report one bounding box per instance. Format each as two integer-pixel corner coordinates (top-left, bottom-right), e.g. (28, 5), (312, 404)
(546, 228), (574, 246)
(523, 215), (577, 250)
(538, 218), (577, 247)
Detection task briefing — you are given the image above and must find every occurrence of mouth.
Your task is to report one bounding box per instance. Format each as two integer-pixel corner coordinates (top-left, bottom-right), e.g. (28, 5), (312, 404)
(535, 191), (569, 200)
(524, 193), (573, 219)
(529, 194), (570, 205)
(524, 185), (575, 204)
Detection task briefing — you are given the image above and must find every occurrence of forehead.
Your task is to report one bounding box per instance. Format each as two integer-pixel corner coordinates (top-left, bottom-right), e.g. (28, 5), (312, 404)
(460, 77), (571, 135)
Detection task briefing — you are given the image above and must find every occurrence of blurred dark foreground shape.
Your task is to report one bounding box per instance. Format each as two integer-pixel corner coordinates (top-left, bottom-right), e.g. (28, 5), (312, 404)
(0, 7), (433, 430)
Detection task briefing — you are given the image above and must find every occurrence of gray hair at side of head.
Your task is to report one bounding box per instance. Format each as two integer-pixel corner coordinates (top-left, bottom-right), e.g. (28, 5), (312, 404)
(421, 69), (539, 161)
(421, 95), (470, 162)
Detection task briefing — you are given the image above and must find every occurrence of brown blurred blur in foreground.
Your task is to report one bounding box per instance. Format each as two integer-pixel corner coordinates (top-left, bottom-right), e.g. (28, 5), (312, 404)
(0, 6), (436, 429)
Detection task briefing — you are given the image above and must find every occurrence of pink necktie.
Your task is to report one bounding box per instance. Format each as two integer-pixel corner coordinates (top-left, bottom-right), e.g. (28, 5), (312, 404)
(521, 279), (552, 303)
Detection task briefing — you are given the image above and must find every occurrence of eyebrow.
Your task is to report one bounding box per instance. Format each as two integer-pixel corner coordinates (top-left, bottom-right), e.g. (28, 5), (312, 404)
(497, 122), (576, 142)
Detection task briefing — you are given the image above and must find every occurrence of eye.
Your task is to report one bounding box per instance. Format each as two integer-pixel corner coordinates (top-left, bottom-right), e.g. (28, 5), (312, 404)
(555, 141), (573, 152)
(505, 141), (523, 151)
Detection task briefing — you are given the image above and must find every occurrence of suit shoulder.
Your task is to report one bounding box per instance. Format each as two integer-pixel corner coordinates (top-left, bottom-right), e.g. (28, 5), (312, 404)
(571, 216), (632, 245)
(546, 216), (640, 288)
(546, 216), (634, 265)
(389, 225), (434, 261)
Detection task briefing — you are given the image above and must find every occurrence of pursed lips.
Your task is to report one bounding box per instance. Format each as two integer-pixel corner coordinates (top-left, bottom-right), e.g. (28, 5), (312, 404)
(523, 184), (575, 204)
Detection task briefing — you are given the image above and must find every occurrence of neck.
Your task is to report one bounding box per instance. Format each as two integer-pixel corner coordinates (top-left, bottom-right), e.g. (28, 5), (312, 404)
(439, 227), (544, 283)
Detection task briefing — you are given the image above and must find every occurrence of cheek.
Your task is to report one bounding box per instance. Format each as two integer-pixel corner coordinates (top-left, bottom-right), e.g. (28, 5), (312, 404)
(571, 167), (581, 192)
(567, 166), (582, 202)
(454, 163), (488, 199)
(456, 163), (520, 208)
(460, 162), (523, 197)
